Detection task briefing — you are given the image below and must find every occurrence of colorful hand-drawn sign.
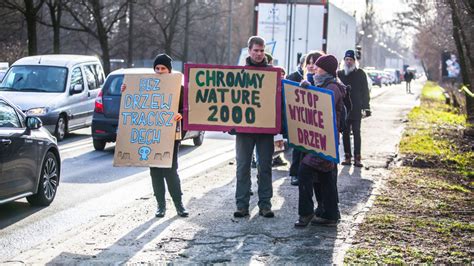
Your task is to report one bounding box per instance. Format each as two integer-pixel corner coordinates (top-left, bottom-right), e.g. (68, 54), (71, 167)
(113, 73), (182, 167)
(184, 64), (281, 134)
(282, 80), (339, 163)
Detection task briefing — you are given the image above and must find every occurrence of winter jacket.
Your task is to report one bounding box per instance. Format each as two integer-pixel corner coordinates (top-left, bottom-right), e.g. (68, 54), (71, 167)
(337, 68), (370, 120)
(301, 78), (346, 171)
(229, 56), (273, 135)
(286, 68), (304, 83)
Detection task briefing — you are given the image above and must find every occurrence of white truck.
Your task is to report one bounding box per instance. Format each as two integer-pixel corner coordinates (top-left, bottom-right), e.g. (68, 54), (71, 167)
(255, 0), (356, 73)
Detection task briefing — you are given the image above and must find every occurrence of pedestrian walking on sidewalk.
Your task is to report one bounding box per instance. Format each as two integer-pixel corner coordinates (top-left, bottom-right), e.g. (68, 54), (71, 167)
(337, 50), (371, 167)
(295, 54), (346, 227)
(234, 36), (275, 219)
(121, 54), (188, 218)
(404, 70), (414, 93)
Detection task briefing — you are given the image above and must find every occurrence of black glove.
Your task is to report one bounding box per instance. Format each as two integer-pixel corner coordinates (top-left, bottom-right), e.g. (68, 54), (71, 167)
(364, 110), (371, 117)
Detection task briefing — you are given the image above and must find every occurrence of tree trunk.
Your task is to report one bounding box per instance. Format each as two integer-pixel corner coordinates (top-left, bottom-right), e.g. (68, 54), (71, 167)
(127, 0), (133, 67)
(91, 0), (111, 74)
(447, 0), (474, 133)
(24, 0), (38, 55)
(48, 0), (61, 54)
(183, 0), (190, 66)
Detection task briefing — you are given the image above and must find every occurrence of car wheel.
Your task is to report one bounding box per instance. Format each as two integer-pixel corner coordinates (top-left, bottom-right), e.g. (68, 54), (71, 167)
(93, 139), (106, 151)
(27, 152), (59, 206)
(193, 131), (205, 146)
(55, 115), (67, 141)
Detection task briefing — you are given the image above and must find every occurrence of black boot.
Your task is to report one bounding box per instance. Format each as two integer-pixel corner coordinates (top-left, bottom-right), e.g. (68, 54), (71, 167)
(155, 203), (166, 218)
(174, 201), (189, 217)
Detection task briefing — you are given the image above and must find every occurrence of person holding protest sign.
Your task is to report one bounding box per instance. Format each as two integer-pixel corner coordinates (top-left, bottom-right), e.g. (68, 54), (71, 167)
(121, 54), (188, 218)
(290, 51), (326, 211)
(286, 52), (326, 187)
(294, 54), (346, 227)
(234, 36), (275, 218)
(337, 50), (371, 168)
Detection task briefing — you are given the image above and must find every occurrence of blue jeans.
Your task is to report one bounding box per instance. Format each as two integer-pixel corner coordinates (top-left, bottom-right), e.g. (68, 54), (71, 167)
(235, 133), (274, 210)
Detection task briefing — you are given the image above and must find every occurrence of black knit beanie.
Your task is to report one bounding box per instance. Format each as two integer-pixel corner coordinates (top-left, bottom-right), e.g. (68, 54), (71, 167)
(153, 53), (172, 72)
(315, 55), (338, 77)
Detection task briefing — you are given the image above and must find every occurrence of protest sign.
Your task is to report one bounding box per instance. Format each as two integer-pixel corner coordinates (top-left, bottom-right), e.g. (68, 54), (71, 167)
(113, 73), (182, 167)
(184, 64), (281, 134)
(282, 80), (339, 163)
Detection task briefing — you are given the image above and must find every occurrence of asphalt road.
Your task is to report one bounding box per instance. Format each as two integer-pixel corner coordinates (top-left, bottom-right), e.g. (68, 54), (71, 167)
(1, 80), (423, 263)
(0, 130), (236, 260)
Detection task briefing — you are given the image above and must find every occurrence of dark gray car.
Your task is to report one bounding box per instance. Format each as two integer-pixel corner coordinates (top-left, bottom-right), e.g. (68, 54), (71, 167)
(0, 96), (61, 206)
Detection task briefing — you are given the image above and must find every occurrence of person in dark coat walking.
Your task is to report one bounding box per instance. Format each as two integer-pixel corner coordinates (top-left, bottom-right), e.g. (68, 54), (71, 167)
(404, 71), (414, 93)
(337, 50), (371, 167)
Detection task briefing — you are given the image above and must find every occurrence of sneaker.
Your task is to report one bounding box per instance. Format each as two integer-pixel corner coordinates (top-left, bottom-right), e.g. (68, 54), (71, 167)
(259, 208), (275, 218)
(310, 216), (338, 226)
(272, 156), (287, 167)
(174, 201), (189, 217)
(294, 214), (314, 227)
(233, 209), (249, 218)
(155, 206), (166, 218)
(290, 176), (299, 186)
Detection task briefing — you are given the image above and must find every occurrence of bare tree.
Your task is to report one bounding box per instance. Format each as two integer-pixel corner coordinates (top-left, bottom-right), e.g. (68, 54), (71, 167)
(446, 0), (474, 131)
(44, 0), (62, 53)
(140, 0), (185, 57)
(61, 0), (128, 74)
(0, 0), (45, 55)
(394, 0), (474, 133)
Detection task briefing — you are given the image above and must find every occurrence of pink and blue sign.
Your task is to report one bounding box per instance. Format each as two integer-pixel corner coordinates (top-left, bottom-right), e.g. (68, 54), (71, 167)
(184, 64), (282, 134)
(282, 80), (340, 163)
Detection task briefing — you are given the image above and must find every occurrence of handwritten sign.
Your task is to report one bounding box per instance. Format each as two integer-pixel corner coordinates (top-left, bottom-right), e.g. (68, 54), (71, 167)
(184, 64), (281, 134)
(113, 73), (182, 167)
(282, 80), (339, 163)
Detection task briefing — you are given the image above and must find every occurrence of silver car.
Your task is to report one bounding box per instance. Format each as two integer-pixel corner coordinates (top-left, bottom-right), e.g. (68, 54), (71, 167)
(0, 55), (105, 141)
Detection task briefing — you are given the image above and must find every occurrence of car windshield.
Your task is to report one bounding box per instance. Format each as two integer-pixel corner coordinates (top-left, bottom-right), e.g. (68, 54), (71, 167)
(0, 65), (67, 93)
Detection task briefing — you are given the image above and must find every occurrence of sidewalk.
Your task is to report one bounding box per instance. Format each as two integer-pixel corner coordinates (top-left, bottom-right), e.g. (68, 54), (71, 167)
(7, 82), (421, 264)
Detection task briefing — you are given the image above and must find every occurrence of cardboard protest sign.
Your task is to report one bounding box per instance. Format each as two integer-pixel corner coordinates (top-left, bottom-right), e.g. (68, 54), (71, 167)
(113, 73), (182, 167)
(184, 64), (281, 134)
(282, 80), (339, 163)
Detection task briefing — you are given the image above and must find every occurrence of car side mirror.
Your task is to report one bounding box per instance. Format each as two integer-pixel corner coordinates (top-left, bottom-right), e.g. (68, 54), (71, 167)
(26, 116), (42, 130)
(70, 84), (84, 95)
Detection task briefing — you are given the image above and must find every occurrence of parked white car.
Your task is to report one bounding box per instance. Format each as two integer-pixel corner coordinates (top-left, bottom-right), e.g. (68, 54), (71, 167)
(0, 55), (105, 140)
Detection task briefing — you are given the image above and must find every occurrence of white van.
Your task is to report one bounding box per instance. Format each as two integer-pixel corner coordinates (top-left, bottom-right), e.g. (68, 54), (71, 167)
(0, 55), (105, 140)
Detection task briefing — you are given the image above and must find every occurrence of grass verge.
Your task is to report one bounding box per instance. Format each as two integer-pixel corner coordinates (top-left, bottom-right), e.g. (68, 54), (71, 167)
(344, 81), (473, 264)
